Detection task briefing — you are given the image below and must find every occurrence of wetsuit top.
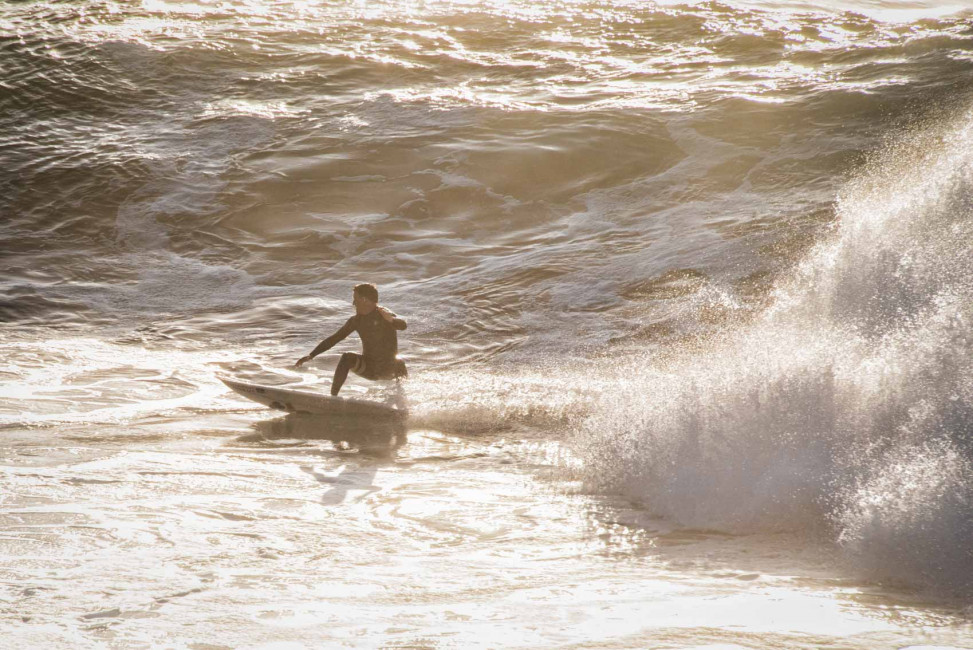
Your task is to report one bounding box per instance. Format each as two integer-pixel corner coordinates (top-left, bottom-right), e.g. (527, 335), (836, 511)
(318, 309), (406, 373)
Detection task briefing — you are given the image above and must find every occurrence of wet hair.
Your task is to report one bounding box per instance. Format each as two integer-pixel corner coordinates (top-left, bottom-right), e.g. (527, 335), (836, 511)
(353, 283), (379, 303)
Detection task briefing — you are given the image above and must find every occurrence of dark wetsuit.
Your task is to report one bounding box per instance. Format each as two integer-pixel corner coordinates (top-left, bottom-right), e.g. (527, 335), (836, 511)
(314, 309), (407, 380)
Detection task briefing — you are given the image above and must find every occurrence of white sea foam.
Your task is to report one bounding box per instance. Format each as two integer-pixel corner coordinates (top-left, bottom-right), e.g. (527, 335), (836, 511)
(5, 6), (973, 640)
(573, 105), (973, 594)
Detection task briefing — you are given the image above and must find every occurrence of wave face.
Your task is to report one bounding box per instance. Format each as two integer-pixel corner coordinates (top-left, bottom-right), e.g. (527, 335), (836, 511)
(2, 1), (971, 347)
(573, 108), (973, 595)
(3, 0), (973, 597)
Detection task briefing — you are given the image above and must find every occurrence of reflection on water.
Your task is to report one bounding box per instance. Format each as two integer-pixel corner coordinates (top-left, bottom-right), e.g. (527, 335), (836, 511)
(241, 412), (408, 459)
(3, 414), (973, 647)
(299, 463), (382, 506)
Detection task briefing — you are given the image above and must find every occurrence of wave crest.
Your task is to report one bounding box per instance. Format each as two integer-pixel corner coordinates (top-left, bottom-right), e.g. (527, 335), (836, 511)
(571, 103), (973, 595)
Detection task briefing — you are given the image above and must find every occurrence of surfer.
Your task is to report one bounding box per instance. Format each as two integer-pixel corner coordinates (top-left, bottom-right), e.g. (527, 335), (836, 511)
(294, 283), (408, 396)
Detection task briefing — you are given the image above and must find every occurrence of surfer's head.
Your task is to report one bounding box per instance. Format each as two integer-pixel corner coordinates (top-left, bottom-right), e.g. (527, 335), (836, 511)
(353, 283), (379, 314)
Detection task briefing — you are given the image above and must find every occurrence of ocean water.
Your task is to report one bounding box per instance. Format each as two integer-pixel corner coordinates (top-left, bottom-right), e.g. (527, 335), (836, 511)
(3, 0), (973, 647)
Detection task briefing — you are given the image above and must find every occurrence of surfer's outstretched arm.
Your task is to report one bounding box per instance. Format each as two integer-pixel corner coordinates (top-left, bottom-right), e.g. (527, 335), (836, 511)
(295, 317), (356, 368)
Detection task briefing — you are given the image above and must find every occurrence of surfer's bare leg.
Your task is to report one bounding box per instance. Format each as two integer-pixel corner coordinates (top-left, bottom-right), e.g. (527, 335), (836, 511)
(331, 353), (361, 396)
(394, 358), (408, 378)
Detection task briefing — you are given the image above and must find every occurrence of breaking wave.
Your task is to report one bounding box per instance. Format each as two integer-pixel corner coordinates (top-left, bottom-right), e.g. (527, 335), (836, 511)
(572, 104), (973, 596)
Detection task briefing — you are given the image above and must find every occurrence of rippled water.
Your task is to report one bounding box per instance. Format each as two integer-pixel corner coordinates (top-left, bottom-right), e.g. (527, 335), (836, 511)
(3, 0), (973, 646)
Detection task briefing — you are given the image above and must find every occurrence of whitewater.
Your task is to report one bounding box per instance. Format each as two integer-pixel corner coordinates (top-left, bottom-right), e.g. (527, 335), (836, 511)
(3, 0), (973, 647)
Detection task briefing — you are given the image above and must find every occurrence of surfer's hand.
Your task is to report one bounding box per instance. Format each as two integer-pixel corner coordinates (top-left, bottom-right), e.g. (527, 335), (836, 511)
(295, 355), (311, 368)
(377, 307), (394, 323)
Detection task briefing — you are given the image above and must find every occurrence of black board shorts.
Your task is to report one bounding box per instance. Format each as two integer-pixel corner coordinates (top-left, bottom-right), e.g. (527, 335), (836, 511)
(350, 354), (407, 380)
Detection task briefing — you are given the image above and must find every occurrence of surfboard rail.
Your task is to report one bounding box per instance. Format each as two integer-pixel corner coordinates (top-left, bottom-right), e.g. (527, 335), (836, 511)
(220, 377), (407, 421)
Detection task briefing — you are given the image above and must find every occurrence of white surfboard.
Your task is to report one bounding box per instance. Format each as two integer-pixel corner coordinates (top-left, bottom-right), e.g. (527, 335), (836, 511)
(220, 377), (407, 421)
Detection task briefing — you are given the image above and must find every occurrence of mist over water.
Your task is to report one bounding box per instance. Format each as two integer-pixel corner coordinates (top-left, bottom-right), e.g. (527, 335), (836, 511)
(4, 0), (973, 645)
(573, 106), (973, 594)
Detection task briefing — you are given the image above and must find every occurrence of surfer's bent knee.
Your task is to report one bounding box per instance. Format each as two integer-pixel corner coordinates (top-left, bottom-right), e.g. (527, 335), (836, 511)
(339, 352), (368, 377)
(339, 352), (363, 371)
